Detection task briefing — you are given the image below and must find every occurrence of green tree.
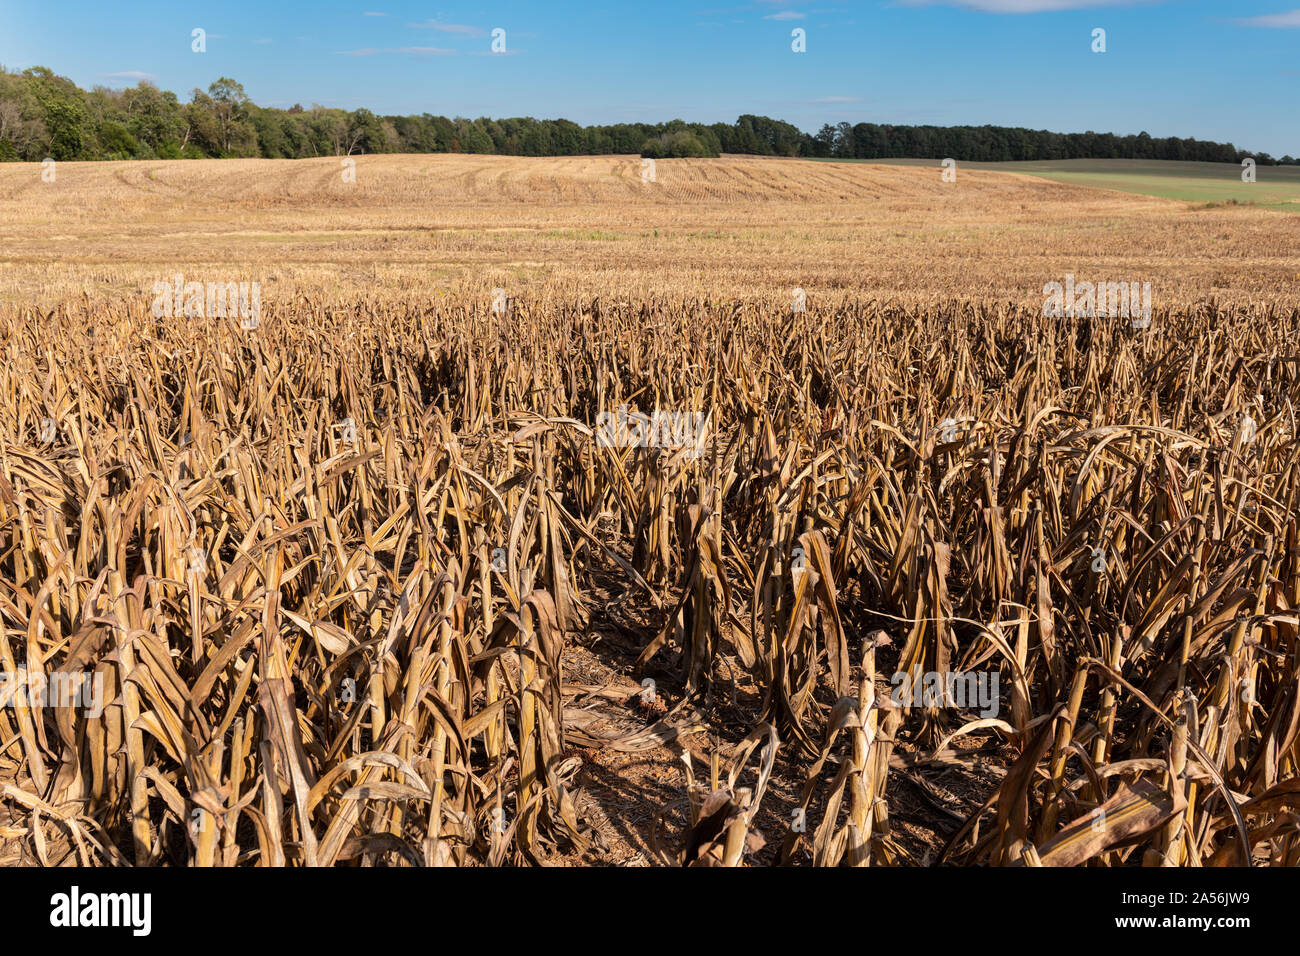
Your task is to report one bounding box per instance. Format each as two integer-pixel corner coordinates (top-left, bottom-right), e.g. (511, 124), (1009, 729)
(199, 77), (257, 156)
(22, 66), (93, 158)
(345, 108), (391, 154)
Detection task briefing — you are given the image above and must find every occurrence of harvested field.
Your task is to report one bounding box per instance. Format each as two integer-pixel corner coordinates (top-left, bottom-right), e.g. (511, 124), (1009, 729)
(1, 155), (1298, 867)
(3, 154), (1298, 307)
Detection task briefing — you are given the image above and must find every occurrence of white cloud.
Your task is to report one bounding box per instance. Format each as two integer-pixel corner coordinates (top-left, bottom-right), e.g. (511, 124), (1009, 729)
(763, 11), (807, 19)
(411, 20), (486, 36)
(363, 10), (388, 15)
(1235, 9), (1300, 27)
(898, 0), (1155, 11)
(101, 71), (156, 82)
(333, 46), (457, 56)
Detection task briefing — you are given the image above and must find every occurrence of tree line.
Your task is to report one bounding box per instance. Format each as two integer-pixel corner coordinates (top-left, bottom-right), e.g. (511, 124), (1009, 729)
(2, 65), (1294, 166)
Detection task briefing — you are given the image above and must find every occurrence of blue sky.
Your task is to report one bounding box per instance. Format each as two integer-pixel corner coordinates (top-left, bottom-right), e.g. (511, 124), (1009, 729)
(1, 1), (1298, 155)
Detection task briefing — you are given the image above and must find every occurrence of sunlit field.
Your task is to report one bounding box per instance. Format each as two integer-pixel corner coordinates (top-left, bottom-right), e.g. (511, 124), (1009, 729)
(2, 154), (1299, 866)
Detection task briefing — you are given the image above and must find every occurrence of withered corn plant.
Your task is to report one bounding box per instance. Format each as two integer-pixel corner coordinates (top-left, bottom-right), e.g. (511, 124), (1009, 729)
(1, 293), (1298, 866)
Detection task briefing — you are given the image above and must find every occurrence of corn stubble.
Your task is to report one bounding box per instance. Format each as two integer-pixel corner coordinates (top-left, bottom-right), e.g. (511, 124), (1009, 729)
(1, 292), (1298, 867)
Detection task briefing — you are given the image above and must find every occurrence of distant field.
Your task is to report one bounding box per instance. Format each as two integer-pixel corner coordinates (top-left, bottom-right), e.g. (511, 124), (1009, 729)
(820, 157), (1300, 209)
(3, 154), (1298, 308)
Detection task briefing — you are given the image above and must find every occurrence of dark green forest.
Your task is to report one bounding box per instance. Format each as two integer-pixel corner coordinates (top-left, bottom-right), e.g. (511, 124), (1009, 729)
(2, 65), (1294, 166)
